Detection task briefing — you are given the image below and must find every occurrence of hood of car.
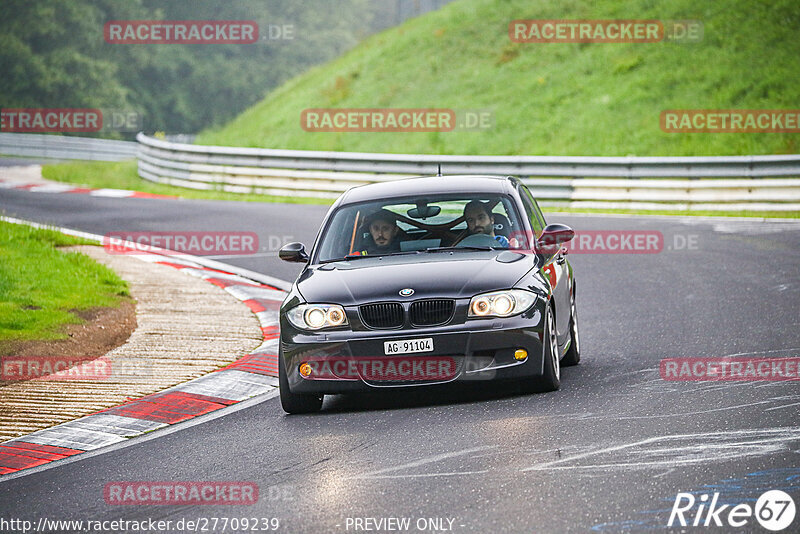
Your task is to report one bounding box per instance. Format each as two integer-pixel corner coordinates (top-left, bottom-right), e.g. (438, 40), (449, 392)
(295, 251), (536, 305)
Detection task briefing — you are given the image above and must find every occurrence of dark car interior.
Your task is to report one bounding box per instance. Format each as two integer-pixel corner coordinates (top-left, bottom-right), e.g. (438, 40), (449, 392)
(348, 198), (518, 256)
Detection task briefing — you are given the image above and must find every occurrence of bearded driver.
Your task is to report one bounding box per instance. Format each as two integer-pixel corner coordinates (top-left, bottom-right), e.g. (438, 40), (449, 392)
(360, 209), (402, 255)
(463, 200), (510, 247)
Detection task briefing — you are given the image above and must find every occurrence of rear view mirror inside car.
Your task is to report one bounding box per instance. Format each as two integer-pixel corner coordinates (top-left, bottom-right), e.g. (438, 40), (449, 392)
(407, 205), (441, 219)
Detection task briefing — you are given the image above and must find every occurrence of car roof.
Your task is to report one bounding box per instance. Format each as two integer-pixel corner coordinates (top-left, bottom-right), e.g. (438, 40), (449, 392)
(339, 175), (517, 205)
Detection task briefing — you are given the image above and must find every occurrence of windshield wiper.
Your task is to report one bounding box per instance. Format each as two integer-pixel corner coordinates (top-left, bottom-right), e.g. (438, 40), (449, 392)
(319, 251), (420, 263)
(423, 246), (495, 253)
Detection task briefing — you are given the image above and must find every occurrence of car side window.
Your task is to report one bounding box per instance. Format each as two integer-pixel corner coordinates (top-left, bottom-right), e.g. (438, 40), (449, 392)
(518, 185), (545, 237)
(529, 188), (547, 229)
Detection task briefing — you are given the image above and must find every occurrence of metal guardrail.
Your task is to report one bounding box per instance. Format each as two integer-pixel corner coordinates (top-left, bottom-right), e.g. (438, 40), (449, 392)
(137, 134), (800, 211)
(137, 133), (800, 178)
(0, 133), (137, 161)
(1, 133), (797, 210)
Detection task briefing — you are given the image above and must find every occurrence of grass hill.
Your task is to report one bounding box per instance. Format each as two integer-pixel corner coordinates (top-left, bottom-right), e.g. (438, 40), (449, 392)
(197, 0), (800, 156)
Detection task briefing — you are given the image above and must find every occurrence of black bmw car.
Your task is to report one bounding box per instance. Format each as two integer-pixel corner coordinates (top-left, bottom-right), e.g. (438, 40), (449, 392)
(277, 175), (579, 413)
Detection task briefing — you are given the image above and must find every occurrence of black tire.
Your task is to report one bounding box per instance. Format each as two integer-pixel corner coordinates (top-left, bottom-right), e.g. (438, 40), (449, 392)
(523, 305), (561, 393)
(279, 351), (323, 414)
(561, 285), (581, 367)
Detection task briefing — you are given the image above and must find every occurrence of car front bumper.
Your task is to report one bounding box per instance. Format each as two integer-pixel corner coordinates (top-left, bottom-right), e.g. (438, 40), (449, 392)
(280, 310), (546, 394)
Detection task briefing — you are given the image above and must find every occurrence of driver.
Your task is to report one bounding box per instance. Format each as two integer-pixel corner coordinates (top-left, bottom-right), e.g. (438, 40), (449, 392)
(463, 200), (509, 248)
(362, 209), (402, 254)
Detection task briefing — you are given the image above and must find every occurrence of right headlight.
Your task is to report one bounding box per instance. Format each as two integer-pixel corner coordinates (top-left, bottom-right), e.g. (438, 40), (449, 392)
(286, 303), (348, 330)
(468, 289), (537, 318)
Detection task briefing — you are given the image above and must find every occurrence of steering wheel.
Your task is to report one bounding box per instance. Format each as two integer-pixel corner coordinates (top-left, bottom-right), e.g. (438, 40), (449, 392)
(454, 233), (499, 248)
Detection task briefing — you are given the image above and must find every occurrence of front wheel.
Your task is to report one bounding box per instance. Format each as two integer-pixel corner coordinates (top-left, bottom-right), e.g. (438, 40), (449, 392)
(279, 351), (323, 414)
(523, 305), (560, 393)
(562, 286), (581, 367)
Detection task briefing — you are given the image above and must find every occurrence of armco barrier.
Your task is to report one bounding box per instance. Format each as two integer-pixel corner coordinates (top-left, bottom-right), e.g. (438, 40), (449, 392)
(0, 133), (137, 161)
(136, 134), (800, 211)
(3, 133), (799, 210)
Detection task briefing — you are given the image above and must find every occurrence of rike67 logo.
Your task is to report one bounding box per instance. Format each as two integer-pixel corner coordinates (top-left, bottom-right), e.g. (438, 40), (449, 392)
(669, 490), (796, 531)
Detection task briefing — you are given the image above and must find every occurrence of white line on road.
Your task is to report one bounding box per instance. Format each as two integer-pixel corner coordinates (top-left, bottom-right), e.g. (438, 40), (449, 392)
(350, 470), (491, 479)
(765, 401), (800, 412)
(522, 427), (800, 472)
(349, 445), (495, 479)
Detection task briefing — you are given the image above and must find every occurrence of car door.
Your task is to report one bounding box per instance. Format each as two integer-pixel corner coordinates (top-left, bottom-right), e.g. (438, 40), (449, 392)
(518, 184), (571, 348)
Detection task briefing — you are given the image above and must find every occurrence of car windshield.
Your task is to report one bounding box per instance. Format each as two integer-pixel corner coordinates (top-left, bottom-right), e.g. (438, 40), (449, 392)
(314, 194), (529, 263)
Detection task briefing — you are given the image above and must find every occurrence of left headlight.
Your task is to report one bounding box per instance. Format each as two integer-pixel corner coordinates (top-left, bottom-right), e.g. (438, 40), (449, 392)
(286, 303), (348, 330)
(468, 289), (537, 318)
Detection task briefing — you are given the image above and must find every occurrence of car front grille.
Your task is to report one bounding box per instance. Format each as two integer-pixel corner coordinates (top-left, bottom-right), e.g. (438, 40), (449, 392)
(360, 303), (404, 329)
(409, 299), (455, 326)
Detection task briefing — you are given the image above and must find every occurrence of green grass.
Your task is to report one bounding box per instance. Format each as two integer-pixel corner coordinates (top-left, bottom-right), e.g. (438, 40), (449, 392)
(40, 160), (332, 205)
(40, 0), (800, 217)
(198, 0), (800, 157)
(0, 221), (130, 350)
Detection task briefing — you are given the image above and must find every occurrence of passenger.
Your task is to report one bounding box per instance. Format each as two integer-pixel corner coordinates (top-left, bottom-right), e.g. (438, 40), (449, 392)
(463, 200), (510, 248)
(363, 209), (402, 254)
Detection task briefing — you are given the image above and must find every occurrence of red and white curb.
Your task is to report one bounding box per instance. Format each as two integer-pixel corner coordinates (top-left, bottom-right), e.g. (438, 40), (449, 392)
(0, 219), (287, 476)
(0, 178), (174, 199)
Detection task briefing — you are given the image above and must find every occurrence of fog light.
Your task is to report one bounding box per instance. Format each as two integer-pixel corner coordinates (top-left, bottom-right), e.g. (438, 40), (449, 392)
(514, 349), (528, 361)
(299, 362), (312, 377)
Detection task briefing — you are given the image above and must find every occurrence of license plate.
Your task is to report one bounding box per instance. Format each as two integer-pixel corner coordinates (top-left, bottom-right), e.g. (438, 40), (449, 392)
(384, 337), (434, 355)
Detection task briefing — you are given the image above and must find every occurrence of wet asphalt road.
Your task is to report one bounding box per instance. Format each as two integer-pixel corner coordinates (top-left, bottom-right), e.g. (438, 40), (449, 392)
(1, 187), (799, 533)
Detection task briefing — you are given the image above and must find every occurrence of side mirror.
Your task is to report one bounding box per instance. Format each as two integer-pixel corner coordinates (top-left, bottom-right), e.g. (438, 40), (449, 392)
(536, 223), (574, 255)
(279, 242), (309, 263)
